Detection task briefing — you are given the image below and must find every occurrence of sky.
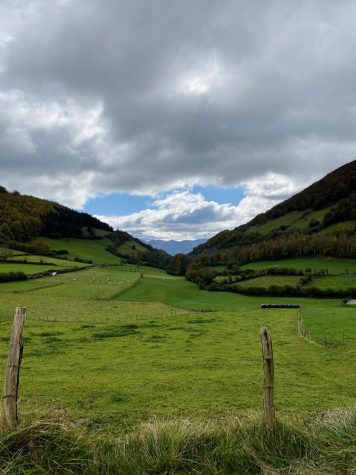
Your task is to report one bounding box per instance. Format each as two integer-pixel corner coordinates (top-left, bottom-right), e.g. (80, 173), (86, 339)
(0, 0), (355, 241)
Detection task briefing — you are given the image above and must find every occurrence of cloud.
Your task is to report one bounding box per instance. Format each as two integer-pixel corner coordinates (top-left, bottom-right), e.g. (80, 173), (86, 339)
(97, 172), (296, 240)
(0, 0), (355, 212)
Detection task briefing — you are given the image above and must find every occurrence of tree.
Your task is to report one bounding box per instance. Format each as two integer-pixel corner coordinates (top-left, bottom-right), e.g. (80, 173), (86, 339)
(0, 248), (12, 261)
(32, 240), (50, 255)
(0, 223), (14, 241)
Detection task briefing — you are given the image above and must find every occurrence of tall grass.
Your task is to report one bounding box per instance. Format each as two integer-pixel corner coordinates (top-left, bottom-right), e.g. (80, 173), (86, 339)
(1, 410), (355, 474)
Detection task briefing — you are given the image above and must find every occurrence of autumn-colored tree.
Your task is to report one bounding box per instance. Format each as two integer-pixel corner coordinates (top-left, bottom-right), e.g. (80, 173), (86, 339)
(32, 240), (50, 255)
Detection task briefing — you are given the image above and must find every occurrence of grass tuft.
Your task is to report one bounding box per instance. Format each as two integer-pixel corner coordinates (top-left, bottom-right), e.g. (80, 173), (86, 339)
(1, 410), (355, 474)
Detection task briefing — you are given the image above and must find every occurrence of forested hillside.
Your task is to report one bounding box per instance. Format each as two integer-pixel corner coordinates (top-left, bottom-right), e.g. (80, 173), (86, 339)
(0, 187), (170, 269)
(166, 161), (356, 282)
(193, 160), (356, 255)
(0, 186), (112, 241)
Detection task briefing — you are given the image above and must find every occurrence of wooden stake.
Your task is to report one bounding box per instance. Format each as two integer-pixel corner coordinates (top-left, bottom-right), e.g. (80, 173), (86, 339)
(2, 307), (27, 431)
(260, 327), (275, 429)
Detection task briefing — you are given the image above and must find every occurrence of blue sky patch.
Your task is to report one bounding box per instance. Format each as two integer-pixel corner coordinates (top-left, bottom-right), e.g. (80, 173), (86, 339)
(192, 185), (245, 205)
(84, 185), (246, 217)
(84, 193), (153, 216)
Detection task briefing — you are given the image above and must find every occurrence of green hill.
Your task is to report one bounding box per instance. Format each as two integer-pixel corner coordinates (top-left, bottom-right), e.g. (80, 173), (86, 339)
(0, 187), (170, 269)
(193, 160), (356, 256)
(0, 186), (113, 241)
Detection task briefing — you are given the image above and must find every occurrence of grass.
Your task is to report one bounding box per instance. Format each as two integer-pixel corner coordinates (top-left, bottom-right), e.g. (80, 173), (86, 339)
(318, 220), (356, 235)
(246, 210), (304, 235)
(0, 261), (355, 473)
(302, 304), (356, 345)
(241, 257), (356, 274)
(116, 239), (148, 257)
(36, 237), (122, 264)
(232, 275), (301, 289)
(244, 207), (338, 236)
(10, 254), (86, 267)
(0, 262), (77, 275)
(0, 269), (353, 431)
(0, 410), (355, 474)
(244, 207), (355, 238)
(37, 235), (157, 265)
(307, 276), (356, 291)
(0, 264), (353, 430)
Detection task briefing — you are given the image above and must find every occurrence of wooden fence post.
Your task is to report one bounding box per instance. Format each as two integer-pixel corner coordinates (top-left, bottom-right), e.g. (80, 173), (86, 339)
(260, 327), (276, 429)
(2, 307), (27, 431)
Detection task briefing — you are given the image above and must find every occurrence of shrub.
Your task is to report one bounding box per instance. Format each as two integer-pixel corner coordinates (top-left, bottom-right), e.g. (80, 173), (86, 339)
(0, 272), (26, 282)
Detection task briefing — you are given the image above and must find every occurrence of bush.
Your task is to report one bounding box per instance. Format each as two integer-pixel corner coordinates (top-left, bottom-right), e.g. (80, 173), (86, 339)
(0, 272), (26, 282)
(32, 240), (51, 255)
(74, 257), (93, 264)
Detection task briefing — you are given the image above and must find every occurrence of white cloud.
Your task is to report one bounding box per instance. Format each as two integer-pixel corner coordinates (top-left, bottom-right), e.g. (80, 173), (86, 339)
(0, 0), (355, 230)
(96, 174), (296, 240)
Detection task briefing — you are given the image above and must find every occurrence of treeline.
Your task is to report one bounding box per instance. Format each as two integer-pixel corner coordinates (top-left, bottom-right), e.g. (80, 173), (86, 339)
(169, 232), (355, 277)
(192, 232), (356, 270)
(4, 240), (66, 257)
(183, 266), (355, 299)
(228, 284), (356, 299)
(0, 187), (112, 241)
(167, 230), (356, 298)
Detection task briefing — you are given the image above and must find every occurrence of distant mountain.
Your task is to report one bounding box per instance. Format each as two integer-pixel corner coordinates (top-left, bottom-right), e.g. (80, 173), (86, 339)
(193, 160), (356, 255)
(148, 238), (206, 255)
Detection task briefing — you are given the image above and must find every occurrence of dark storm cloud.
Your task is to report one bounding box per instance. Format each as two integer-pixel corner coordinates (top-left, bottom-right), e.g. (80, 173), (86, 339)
(0, 0), (355, 207)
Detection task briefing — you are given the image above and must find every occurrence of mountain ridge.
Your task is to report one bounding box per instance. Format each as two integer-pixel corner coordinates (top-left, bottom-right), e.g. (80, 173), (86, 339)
(147, 238), (206, 255)
(192, 160), (356, 255)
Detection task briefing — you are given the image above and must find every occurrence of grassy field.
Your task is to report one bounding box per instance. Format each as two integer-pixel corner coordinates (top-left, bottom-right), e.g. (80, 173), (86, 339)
(36, 237), (122, 264)
(0, 261), (81, 275)
(244, 208), (334, 236)
(0, 263), (355, 473)
(9, 254), (86, 267)
(0, 265), (353, 435)
(308, 275), (356, 291)
(232, 275), (301, 289)
(241, 257), (356, 274)
(242, 206), (354, 238)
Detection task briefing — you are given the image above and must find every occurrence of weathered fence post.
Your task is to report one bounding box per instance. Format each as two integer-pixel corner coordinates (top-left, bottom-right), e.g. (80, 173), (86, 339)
(2, 307), (27, 431)
(260, 327), (276, 429)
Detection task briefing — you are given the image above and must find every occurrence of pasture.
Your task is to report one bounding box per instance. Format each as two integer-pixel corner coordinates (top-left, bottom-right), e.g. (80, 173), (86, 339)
(0, 265), (355, 433)
(0, 261), (79, 275)
(306, 275), (356, 291)
(36, 237), (121, 264)
(9, 254), (86, 267)
(231, 275), (301, 289)
(240, 257), (356, 274)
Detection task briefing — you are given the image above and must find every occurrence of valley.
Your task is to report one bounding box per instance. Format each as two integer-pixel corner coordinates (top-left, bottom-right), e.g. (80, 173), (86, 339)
(0, 162), (355, 473)
(0, 240), (355, 430)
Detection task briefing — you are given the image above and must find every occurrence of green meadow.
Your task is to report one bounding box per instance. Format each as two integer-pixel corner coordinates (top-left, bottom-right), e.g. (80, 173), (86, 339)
(0, 261), (78, 275)
(37, 237), (121, 264)
(231, 275), (301, 289)
(0, 264), (355, 434)
(241, 257), (356, 274)
(307, 275), (356, 291)
(9, 254), (86, 267)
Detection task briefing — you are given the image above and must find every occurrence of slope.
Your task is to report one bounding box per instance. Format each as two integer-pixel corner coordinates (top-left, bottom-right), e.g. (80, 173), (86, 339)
(193, 160), (356, 254)
(0, 187), (170, 269)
